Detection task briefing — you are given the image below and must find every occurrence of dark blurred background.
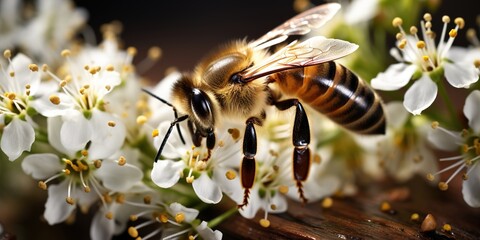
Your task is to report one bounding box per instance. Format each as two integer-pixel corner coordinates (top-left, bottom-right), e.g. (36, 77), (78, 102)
(73, 0), (479, 83)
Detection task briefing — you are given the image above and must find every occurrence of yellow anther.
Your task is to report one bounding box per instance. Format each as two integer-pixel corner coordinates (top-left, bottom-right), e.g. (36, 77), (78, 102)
(443, 223), (452, 232)
(449, 29), (458, 38)
(84, 186), (91, 193)
(422, 55), (430, 62)
(106, 64), (115, 71)
(84, 65), (90, 71)
(152, 129), (159, 138)
(66, 197), (75, 205)
(105, 85), (111, 91)
(9, 71), (14, 77)
(95, 66), (101, 72)
(42, 64), (48, 72)
(259, 218), (270, 228)
(118, 156), (126, 166)
(7, 93), (16, 100)
(442, 15), (451, 23)
(143, 195), (151, 204)
(81, 149), (88, 156)
(423, 13), (432, 21)
(94, 159), (102, 168)
(103, 194), (112, 204)
(411, 213), (420, 221)
(25, 84), (31, 89)
(108, 121), (116, 127)
(278, 185), (289, 194)
(116, 193), (125, 204)
(105, 212), (113, 220)
(136, 115), (147, 125)
(270, 204), (277, 210)
(3, 49), (11, 59)
(395, 33), (403, 40)
(322, 197), (333, 208)
(313, 154), (321, 164)
(38, 181), (47, 190)
(128, 227), (139, 238)
(380, 201), (391, 212)
(175, 212), (185, 223)
(416, 41), (426, 49)
(130, 215), (138, 221)
(426, 173), (435, 181)
(462, 144), (469, 153)
(425, 21), (432, 29)
(186, 176), (194, 184)
(148, 46), (162, 60)
(455, 17), (465, 29)
(398, 39), (407, 49)
(225, 170), (236, 180)
(49, 95), (61, 105)
(392, 17), (403, 27)
(127, 47), (137, 56)
(409, 26), (418, 35)
(89, 68), (97, 75)
(63, 169), (71, 175)
(159, 214), (169, 223)
(28, 64), (39, 72)
(61, 49), (71, 57)
(228, 128), (241, 140)
(438, 182), (448, 191)
(431, 121), (439, 129)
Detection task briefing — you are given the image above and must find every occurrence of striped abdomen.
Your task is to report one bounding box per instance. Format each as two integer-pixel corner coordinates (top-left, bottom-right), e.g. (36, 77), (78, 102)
(270, 61), (385, 134)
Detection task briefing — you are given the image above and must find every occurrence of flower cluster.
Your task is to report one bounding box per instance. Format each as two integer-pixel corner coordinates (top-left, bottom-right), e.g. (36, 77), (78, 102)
(1, 0), (480, 239)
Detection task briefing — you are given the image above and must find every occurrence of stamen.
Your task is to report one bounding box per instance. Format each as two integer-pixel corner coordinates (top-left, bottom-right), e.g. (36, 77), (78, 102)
(152, 129), (159, 138)
(28, 64), (39, 72)
(225, 170), (236, 180)
(107, 121), (116, 127)
(259, 218), (270, 228)
(175, 212), (185, 223)
(136, 115), (147, 125)
(118, 156), (126, 166)
(322, 197), (333, 208)
(392, 17), (403, 27)
(3, 49), (11, 59)
(61, 49), (71, 57)
(454, 17), (465, 29)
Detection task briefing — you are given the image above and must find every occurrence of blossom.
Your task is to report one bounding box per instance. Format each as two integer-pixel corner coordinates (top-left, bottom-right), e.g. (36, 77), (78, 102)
(151, 122), (242, 204)
(0, 51), (41, 160)
(428, 90), (480, 207)
(366, 102), (438, 181)
(31, 48), (125, 158)
(21, 145), (143, 225)
(371, 14), (478, 115)
(18, 0), (87, 65)
(127, 201), (222, 240)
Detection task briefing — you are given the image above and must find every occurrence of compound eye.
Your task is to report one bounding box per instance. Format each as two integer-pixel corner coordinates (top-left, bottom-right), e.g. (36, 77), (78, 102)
(191, 88), (214, 124)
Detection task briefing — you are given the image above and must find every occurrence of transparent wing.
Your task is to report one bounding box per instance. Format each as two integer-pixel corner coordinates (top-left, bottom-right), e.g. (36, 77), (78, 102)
(249, 3), (341, 50)
(241, 36), (358, 81)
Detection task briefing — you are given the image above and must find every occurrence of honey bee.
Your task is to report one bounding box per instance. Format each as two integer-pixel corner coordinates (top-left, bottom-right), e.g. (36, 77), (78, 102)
(144, 3), (385, 208)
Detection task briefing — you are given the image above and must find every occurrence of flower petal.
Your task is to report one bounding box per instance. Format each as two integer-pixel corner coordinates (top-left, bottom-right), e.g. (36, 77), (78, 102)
(403, 75), (437, 115)
(48, 116), (75, 156)
(196, 221), (223, 240)
(371, 63), (416, 91)
(44, 181), (76, 225)
(462, 163), (480, 207)
(31, 92), (75, 117)
(151, 160), (184, 188)
(21, 153), (62, 179)
(1, 118), (35, 161)
(60, 110), (92, 151)
(192, 172), (223, 204)
(168, 202), (199, 223)
(427, 127), (462, 151)
(95, 160), (143, 192)
(444, 62), (478, 88)
(385, 101), (409, 129)
(464, 90), (480, 133)
(88, 109), (126, 159)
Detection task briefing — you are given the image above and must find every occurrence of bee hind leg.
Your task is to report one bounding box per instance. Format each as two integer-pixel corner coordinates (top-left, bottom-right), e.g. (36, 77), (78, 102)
(274, 99), (311, 204)
(238, 117), (261, 209)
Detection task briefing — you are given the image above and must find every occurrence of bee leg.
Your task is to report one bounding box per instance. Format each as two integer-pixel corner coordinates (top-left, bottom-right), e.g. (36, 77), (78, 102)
(275, 99), (310, 204)
(238, 117), (260, 209)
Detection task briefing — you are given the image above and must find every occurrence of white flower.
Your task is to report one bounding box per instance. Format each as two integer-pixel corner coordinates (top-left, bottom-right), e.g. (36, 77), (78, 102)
(127, 201), (222, 240)
(31, 48), (125, 157)
(366, 102), (438, 181)
(151, 122), (241, 204)
(0, 52), (41, 160)
(18, 0), (87, 65)
(371, 14), (478, 115)
(21, 148), (143, 225)
(428, 90), (480, 207)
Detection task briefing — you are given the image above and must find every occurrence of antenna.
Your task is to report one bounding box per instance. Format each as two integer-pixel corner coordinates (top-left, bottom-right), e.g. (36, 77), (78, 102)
(142, 88), (188, 161)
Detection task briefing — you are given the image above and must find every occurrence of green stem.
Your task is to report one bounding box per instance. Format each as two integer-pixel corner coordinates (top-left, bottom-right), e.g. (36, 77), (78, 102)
(437, 80), (462, 130)
(207, 207), (238, 228)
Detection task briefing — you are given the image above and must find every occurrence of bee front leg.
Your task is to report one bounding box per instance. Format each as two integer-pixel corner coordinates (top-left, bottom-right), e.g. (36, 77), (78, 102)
(238, 117), (260, 209)
(275, 99), (310, 204)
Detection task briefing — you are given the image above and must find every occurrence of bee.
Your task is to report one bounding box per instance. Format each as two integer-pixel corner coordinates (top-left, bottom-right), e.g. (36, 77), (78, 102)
(144, 3), (385, 208)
